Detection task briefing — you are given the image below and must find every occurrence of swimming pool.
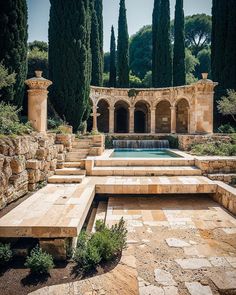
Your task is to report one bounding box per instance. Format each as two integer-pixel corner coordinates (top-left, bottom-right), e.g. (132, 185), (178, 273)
(110, 149), (181, 158)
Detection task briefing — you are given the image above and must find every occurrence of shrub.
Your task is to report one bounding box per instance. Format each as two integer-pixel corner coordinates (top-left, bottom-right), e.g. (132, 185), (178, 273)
(191, 141), (236, 156)
(73, 218), (127, 272)
(0, 243), (13, 265)
(218, 124), (236, 134)
(47, 117), (63, 129)
(0, 102), (32, 135)
(25, 246), (54, 274)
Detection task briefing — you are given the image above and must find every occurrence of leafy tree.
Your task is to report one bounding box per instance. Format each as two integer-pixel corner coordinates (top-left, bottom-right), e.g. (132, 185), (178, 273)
(185, 14), (211, 56)
(117, 0), (129, 87)
(90, 0), (103, 86)
(28, 48), (48, 78)
(152, 0), (161, 87)
(28, 41), (48, 52)
(156, 0), (172, 87)
(129, 74), (142, 88)
(173, 0), (185, 86)
(185, 48), (199, 84)
(0, 0), (28, 106)
(109, 26), (117, 87)
(49, 0), (91, 131)
(195, 48), (211, 79)
(0, 64), (16, 91)
(130, 25), (152, 80)
(142, 71), (152, 88)
(217, 90), (236, 122)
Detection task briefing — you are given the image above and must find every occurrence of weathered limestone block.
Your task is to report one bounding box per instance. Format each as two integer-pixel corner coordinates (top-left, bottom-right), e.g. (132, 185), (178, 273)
(56, 134), (73, 150)
(57, 153), (65, 163)
(10, 156), (26, 174)
(0, 137), (16, 156)
(26, 159), (40, 170)
(213, 183), (236, 215)
(36, 148), (48, 160)
(28, 169), (41, 184)
(50, 159), (57, 171)
(10, 170), (28, 187)
(56, 144), (64, 153)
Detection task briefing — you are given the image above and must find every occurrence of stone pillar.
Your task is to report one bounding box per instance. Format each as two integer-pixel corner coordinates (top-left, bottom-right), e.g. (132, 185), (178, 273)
(25, 71), (52, 133)
(91, 105), (100, 132)
(129, 107), (135, 133)
(109, 106), (115, 133)
(150, 108), (156, 134)
(170, 106), (176, 134)
(187, 107), (190, 134)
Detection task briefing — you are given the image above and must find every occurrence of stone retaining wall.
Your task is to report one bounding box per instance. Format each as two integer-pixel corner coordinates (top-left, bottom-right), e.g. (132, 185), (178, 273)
(195, 157), (236, 174)
(213, 182), (236, 215)
(0, 133), (74, 209)
(178, 134), (232, 151)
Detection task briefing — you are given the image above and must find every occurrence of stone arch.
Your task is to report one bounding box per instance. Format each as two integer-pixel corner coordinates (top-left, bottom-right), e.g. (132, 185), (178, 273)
(97, 99), (109, 133)
(114, 100), (129, 133)
(134, 100), (150, 133)
(155, 100), (171, 133)
(176, 98), (189, 133)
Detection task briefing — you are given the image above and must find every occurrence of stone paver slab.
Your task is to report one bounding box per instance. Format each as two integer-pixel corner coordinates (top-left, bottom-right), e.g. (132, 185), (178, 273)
(154, 269), (177, 286)
(209, 271), (236, 290)
(175, 258), (212, 269)
(166, 238), (190, 248)
(185, 282), (213, 295)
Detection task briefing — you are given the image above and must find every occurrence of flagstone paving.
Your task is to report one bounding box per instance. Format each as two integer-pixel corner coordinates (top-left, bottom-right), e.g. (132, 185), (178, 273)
(30, 195), (236, 295)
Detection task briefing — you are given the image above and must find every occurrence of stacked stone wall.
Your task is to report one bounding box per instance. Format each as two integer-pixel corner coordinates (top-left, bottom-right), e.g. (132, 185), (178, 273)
(178, 134), (232, 151)
(0, 133), (74, 209)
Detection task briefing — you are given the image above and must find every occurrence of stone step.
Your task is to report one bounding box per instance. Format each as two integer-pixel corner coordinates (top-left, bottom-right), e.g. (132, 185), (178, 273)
(66, 152), (88, 161)
(71, 147), (89, 152)
(55, 168), (86, 175)
(91, 166), (202, 176)
(72, 141), (91, 148)
(64, 161), (82, 168)
(48, 175), (85, 184)
(95, 159), (195, 167)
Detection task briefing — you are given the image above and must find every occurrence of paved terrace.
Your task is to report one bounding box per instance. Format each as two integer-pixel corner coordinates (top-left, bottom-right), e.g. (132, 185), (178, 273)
(0, 176), (217, 239)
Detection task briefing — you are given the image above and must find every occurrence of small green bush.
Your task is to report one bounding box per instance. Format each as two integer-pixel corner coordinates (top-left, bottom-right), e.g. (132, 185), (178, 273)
(73, 218), (127, 272)
(47, 117), (63, 129)
(0, 243), (13, 265)
(25, 246), (54, 274)
(0, 102), (32, 135)
(218, 124), (236, 134)
(191, 141), (236, 156)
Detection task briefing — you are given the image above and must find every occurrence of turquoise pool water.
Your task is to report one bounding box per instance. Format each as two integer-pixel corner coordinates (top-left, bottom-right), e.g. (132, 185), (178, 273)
(110, 149), (181, 158)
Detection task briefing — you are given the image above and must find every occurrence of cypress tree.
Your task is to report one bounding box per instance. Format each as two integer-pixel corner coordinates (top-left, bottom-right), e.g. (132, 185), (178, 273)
(90, 1), (103, 86)
(109, 26), (117, 87)
(117, 0), (129, 87)
(152, 0), (161, 87)
(49, 0), (91, 131)
(157, 0), (172, 87)
(0, 0), (28, 107)
(173, 0), (186, 86)
(94, 0), (103, 71)
(222, 0), (236, 90)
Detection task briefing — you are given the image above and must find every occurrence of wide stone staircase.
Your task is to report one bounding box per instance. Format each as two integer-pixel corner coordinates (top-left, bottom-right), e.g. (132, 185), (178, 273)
(48, 138), (90, 184)
(89, 158), (202, 177)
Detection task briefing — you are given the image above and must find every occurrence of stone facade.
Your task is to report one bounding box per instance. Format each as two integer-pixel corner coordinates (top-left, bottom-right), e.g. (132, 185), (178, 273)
(195, 158), (236, 174)
(0, 133), (74, 209)
(90, 77), (217, 135)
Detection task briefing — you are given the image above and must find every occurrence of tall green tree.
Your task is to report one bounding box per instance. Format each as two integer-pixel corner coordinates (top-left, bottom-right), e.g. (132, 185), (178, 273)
(49, 0), (91, 131)
(154, 0), (172, 87)
(109, 26), (117, 87)
(94, 0), (103, 70)
(117, 0), (129, 87)
(173, 0), (185, 86)
(130, 25), (152, 80)
(90, 0), (103, 86)
(0, 0), (28, 106)
(152, 0), (161, 87)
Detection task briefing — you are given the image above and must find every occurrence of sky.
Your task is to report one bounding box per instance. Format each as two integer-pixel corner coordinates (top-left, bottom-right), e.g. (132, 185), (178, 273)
(27, 0), (212, 52)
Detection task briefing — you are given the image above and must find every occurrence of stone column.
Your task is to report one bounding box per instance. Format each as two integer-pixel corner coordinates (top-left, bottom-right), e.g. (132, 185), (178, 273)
(150, 108), (156, 134)
(170, 106), (176, 134)
(109, 106), (115, 133)
(187, 107), (190, 134)
(25, 71), (52, 133)
(91, 105), (100, 132)
(129, 107), (135, 133)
